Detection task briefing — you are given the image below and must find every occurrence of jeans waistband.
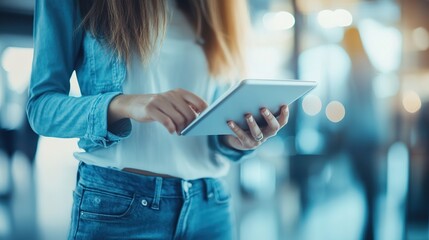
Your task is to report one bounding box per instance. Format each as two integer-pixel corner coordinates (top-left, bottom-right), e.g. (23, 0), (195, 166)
(77, 162), (217, 199)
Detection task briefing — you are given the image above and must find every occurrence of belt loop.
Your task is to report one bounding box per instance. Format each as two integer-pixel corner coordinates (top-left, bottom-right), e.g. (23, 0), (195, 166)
(151, 177), (163, 210)
(182, 180), (189, 199)
(204, 179), (215, 200)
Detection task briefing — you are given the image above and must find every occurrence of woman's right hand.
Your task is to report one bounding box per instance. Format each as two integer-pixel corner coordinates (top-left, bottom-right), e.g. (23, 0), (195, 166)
(108, 89), (208, 134)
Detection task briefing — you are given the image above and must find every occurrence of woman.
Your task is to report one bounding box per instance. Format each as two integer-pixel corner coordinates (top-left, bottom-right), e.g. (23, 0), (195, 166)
(28, 0), (289, 239)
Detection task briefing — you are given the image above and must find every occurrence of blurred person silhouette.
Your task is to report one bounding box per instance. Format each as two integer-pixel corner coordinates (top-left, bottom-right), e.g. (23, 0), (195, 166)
(0, 132), (15, 199)
(0, 73), (39, 199)
(0, 69), (13, 199)
(342, 27), (381, 240)
(28, 0), (291, 239)
(0, 46), (39, 240)
(0, 127), (16, 199)
(410, 102), (429, 228)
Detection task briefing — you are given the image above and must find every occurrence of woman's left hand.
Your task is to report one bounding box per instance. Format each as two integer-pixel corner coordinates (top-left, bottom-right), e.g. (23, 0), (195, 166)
(222, 105), (289, 151)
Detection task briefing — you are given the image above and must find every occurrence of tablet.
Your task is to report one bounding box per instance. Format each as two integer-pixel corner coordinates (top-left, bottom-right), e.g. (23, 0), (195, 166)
(180, 79), (317, 136)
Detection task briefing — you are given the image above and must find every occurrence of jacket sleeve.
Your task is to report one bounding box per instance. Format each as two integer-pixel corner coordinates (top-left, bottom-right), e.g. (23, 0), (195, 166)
(208, 83), (255, 163)
(27, 0), (131, 149)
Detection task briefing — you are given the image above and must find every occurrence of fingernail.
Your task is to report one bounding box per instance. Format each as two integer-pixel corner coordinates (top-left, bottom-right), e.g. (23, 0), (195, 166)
(263, 109), (270, 116)
(283, 106), (288, 113)
(247, 115), (254, 123)
(228, 121), (234, 128)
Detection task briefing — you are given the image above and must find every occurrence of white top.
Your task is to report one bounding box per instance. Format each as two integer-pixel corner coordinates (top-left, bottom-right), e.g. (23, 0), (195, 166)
(74, 0), (230, 180)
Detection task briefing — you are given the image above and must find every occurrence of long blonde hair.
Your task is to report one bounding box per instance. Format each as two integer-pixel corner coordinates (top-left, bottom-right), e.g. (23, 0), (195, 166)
(79, 0), (250, 78)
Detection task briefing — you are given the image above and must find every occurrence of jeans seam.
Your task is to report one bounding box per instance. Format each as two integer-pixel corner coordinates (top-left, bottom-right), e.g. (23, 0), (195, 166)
(79, 194), (136, 222)
(78, 182), (133, 197)
(174, 197), (192, 240)
(72, 189), (85, 239)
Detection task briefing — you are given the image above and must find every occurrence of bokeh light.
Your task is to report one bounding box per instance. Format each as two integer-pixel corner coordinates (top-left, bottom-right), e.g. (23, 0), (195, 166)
(296, 128), (323, 154)
(402, 90), (421, 113)
(325, 101), (346, 123)
(335, 9), (353, 27)
(317, 10), (336, 28)
(1, 47), (33, 94)
(317, 9), (353, 29)
(302, 94), (322, 116)
(412, 27), (429, 51)
(263, 11), (295, 31)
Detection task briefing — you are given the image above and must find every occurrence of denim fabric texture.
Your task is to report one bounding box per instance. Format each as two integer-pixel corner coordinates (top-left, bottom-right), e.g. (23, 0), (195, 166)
(27, 0), (252, 161)
(28, 0), (130, 152)
(68, 163), (235, 240)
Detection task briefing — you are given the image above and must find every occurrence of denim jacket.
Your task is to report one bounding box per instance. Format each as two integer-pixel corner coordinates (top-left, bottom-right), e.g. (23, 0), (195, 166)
(27, 0), (252, 161)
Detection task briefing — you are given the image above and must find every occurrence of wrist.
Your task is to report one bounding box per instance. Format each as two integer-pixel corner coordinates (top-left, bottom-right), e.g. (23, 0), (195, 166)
(108, 94), (129, 124)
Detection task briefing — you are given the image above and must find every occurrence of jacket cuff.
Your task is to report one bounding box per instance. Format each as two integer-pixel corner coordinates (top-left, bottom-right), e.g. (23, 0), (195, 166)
(87, 92), (132, 147)
(209, 135), (254, 163)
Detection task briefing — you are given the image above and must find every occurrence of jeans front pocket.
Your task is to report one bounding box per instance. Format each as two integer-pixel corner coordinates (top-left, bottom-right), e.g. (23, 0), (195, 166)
(78, 186), (135, 222)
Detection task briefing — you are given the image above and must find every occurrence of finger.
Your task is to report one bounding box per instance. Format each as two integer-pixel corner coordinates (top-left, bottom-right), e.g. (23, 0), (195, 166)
(227, 121), (258, 148)
(176, 89), (208, 113)
(276, 105), (289, 127)
(245, 114), (264, 143)
(153, 97), (187, 133)
(260, 108), (281, 137)
(169, 94), (198, 126)
(149, 109), (176, 134)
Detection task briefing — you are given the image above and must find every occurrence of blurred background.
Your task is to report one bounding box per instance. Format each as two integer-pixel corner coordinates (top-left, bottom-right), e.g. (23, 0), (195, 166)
(0, 0), (429, 239)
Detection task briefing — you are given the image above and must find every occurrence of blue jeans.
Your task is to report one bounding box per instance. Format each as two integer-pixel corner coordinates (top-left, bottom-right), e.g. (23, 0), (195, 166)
(68, 163), (235, 239)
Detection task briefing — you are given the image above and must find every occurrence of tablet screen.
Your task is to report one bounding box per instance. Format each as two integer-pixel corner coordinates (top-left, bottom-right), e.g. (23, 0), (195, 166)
(181, 79), (317, 136)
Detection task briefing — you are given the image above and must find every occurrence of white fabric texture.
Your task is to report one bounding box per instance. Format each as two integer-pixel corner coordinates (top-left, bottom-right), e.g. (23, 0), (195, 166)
(74, 0), (230, 179)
